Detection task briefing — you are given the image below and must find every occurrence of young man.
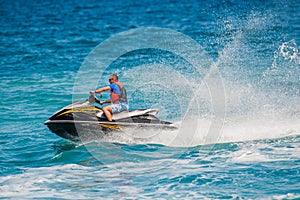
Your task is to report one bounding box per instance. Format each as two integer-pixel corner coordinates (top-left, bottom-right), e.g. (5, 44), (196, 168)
(90, 74), (128, 121)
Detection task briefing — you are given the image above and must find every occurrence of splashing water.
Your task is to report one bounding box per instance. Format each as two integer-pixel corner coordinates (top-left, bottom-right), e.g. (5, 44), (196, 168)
(276, 40), (300, 64)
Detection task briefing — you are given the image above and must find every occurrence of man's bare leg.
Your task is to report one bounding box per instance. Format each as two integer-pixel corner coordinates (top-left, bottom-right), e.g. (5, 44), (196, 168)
(103, 105), (113, 121)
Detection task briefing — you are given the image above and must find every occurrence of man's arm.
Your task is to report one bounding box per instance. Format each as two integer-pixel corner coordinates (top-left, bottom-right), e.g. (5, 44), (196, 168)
(99, 99), (111, 105)
(90, 86), (111, 105)
(90, 86), (110, 95)
(94, 86), (110, 94)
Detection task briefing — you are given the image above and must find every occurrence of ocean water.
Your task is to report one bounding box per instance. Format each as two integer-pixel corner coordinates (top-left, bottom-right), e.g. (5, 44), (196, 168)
(1, 0), (300, 199)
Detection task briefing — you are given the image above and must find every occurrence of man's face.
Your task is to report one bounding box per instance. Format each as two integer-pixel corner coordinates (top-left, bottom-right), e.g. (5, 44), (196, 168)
(109, 76), (116, 84)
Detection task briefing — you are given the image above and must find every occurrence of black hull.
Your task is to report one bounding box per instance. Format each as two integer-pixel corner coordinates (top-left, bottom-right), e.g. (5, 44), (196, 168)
(45, 100), (177, 142)
(45, 120), (120, 142)
(46, 122), (79, 141)
(46, 120), (177, 142)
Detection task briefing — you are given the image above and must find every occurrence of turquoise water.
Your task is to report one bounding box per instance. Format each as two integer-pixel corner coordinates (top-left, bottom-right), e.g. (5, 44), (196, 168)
(1, 0), (300, 199)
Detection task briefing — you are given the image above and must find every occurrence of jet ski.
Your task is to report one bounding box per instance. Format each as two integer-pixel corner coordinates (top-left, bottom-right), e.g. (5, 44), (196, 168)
(44, 95), (177, 142)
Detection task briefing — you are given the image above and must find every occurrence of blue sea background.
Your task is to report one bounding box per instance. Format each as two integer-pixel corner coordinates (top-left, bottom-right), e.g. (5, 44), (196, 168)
(1, 0), (300, 199)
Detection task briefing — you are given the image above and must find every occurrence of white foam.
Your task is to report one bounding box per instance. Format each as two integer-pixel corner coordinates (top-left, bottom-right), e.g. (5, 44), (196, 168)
(0, 164), (137, 199)
(91, 116), (300, 147)
(0, 164), (89, 199)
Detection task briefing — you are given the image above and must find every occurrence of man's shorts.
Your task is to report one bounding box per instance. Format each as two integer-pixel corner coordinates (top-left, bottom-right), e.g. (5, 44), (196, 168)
(111, 103), (129, 114)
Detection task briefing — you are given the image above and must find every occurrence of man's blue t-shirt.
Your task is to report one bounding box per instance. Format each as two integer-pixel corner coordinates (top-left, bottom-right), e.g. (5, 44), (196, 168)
(109, 83), (120, 94)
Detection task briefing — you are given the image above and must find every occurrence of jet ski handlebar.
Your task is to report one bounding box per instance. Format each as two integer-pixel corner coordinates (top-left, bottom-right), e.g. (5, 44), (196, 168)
(88, 94), (102, 105)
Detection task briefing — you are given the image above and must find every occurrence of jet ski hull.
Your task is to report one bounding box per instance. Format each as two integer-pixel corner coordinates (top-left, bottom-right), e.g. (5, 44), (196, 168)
(45, 100), (177, 142)
(45, 120), (79, 141)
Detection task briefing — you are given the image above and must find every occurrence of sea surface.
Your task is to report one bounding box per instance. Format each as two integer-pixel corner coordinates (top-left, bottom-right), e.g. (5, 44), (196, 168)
(1, 0), (300, 199)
